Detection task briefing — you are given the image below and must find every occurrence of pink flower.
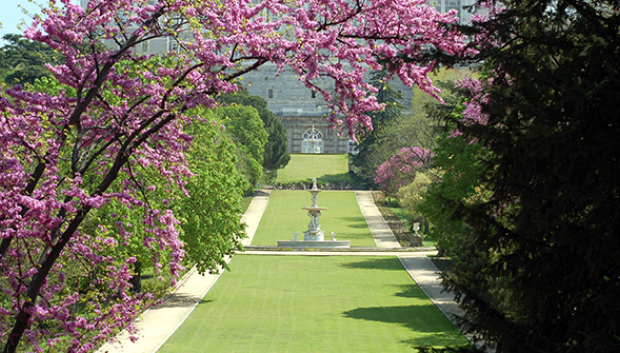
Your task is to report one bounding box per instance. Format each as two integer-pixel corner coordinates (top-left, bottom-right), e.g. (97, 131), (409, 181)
(0, 0), (470, 350)
(375, 147), (433, 196)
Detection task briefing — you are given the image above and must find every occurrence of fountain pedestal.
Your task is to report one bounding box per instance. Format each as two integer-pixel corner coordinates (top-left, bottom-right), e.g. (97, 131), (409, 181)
(277, 178), (351, 249)
(301, 206), (327, 240)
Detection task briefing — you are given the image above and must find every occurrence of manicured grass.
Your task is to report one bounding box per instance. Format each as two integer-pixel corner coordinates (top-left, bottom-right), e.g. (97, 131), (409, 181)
(251, 190), (376, 247)
(158, 255), (468, 353)
(277, 154), (350, 183)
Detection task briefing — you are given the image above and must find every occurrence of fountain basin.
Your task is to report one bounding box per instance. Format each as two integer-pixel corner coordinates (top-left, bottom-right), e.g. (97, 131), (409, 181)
(303, 230), (324, 241)
(276, 240), (351, 248)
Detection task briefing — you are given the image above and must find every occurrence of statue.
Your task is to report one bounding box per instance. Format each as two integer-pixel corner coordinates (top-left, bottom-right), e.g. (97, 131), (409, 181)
(310, 177), (319, 207)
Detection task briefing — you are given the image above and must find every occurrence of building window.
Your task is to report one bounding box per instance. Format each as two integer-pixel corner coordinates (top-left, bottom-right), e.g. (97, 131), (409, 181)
(311, 90), (316, 98)
(302, 128), (323, 154)
(141, 41), (149, 53)
(268, 89), (273, 98)
(347, 140), (359, 155)
(168, 39), (178, 52)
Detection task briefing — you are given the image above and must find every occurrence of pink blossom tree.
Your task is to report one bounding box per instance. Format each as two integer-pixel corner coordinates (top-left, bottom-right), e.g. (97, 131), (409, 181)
(0, 0), (468, 351)
(374, 146), (433, 197)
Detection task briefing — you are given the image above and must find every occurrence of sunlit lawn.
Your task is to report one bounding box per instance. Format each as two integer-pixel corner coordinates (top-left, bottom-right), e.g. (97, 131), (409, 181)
(158, 255), (468, 353)
(251, 190), (376, 247)
(277, 154), (351, 183)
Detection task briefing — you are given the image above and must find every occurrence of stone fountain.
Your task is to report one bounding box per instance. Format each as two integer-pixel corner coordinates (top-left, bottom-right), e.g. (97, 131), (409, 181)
(277, 178), (351, 248)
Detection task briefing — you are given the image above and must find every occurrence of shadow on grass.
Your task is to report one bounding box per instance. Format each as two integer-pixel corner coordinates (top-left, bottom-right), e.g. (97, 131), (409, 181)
(343, 305), (453, 333)
(334, 216), (370, 229)
(403, 334), (471, 351)
(339, 257), (404, 271)
(275, 174), (353, 188)
(337, 216), (366, 222)
(158, 295), (213, 309)
(392, 284), (429, 300)
(318, 173), (353, 183)
(343, 305), (465, 347)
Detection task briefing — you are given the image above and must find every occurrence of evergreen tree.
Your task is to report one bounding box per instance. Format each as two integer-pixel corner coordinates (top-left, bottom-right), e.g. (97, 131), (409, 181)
(0, 34), (61, 85)
(431, 1), (620, 352)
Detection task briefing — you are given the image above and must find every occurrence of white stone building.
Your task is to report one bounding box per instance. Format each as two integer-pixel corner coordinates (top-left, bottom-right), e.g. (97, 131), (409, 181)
(80, 0), (477, 154)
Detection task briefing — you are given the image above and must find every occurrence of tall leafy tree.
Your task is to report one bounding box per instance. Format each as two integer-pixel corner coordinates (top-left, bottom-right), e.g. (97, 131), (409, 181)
(351, 68), (468, 188)
(417, 129), (487, 255)
(350, 70), (407, 186)
(0, 0), (468, 350)
(175, 120), (247, 275)
(85, 116), (246, 285)
(218, 104), (269, 188)
(429, 1), (620, 352)
(409, 78), (479, 254)
(219, 88), (290, 171)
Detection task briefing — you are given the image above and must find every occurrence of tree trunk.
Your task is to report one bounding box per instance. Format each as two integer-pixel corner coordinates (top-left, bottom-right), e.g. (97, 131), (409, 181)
(129, 261), (142, 293)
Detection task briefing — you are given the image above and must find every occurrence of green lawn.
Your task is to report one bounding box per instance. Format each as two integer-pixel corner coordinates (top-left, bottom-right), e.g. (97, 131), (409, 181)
(277, 154), (350, 183)
(158, 255), (468, 353)
(251, 190), (376, 247)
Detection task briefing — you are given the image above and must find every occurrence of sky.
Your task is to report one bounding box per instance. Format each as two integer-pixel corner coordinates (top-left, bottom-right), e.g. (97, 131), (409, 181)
(0, 0), (80, 46)
(0, 0), (42, 45)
